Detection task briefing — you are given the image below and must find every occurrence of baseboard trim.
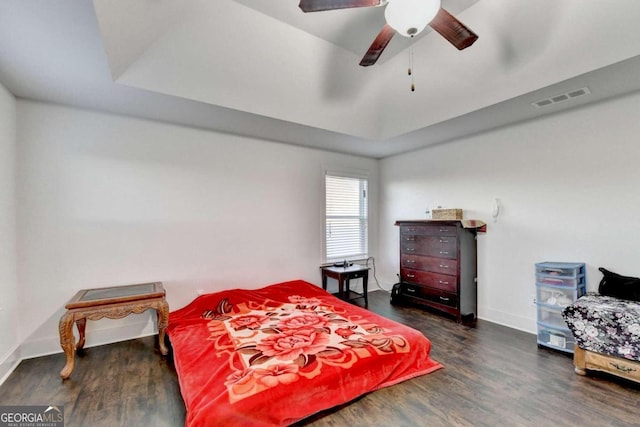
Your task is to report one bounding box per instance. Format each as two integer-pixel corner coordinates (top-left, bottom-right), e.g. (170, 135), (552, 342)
(0, 344), (21, 386)
(480, 306), (536, 334)
(0, 321), (159, 386)
(20, 320), (158, 360)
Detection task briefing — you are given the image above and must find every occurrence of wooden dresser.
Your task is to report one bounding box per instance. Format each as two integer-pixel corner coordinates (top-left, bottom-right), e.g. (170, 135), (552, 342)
(393, 220), (479, 323)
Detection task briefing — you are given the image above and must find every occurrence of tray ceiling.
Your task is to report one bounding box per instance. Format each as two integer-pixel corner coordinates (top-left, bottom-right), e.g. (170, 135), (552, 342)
(1, 0), (640, 158)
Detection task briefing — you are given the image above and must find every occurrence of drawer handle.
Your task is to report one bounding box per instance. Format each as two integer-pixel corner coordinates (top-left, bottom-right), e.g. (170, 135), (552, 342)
(439, 264), (449, 268)
(407, 274), (416, 278)
(406, 288), (416, 293)
(439, 280), (449, 285)
(405, 237), (415, 241)
(439, 228), (449, 232)
(610, 362), (636, 373)
(406, 248), (415, 252)
(439, 251), (449, 255)
(439, 296), (450, 301)
(407, 228), (416, 232)
(407, 260), (416, 264)
(439, 239), (449, 243)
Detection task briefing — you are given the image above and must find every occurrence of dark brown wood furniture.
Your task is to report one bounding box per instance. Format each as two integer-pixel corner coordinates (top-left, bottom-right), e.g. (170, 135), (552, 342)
(58, 282), (169, 379)
(393, 220), (479, 323)
(321, 264), (370, 307)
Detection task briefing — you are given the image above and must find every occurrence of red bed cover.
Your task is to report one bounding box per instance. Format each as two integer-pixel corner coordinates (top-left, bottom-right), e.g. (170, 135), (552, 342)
(168, 280), (442, 426)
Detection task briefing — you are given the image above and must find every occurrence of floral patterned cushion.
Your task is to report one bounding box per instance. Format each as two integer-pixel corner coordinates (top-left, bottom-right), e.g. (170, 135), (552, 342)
(562, 293), (640, 361)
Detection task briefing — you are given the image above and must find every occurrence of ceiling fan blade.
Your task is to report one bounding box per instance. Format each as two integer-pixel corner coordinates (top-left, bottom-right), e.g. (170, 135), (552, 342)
(429, 8), (478, 50)
(360, 24), (396, 67)
(299, 0), (382, 13)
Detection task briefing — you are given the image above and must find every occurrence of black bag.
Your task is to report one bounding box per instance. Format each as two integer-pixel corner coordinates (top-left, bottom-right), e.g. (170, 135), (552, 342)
(598, 267), (640, 302)
(390, 283), (403, 304)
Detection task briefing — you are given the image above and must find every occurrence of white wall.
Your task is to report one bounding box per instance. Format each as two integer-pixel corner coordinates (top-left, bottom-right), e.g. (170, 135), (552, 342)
(0, 81), (18, 380)
(16, 101), (378, 358)
(379, 91), (640, 332)
(10, 88), (640, 363)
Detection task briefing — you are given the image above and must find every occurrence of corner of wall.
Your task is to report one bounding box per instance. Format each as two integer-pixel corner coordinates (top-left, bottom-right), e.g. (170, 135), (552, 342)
(0, 80), (19, 387)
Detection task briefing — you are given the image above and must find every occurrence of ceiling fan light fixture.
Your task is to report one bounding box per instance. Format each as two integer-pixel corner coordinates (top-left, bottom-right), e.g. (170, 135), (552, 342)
(384, 0), (441, 38)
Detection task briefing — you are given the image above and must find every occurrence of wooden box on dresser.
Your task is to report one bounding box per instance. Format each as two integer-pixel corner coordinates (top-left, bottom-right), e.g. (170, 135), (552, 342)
(393, 220), (478, 323)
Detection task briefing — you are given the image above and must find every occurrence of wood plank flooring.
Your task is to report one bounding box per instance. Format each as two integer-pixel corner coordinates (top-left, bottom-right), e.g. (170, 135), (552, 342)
(1, 290), (638, 426)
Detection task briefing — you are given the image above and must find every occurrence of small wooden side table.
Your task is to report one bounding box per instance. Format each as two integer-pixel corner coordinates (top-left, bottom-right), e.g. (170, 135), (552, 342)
(58, 282), (169, 379)
(321, 265), (370, 307)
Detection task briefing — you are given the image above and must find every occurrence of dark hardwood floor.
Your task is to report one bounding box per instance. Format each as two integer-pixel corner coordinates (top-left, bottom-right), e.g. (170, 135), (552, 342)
(1, 290), (638, 426)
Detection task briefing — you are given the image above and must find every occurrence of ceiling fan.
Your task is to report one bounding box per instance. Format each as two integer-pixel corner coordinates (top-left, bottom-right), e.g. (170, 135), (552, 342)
(298, 0), (478, 66)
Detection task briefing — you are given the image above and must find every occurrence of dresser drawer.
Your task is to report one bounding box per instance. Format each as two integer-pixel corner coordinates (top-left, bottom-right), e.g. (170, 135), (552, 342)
(401, 235), (457, 259)
(401, 254), (457, 275)
(400, 283), (458, 308)
(400, 224), (457, 237)
(401, 268), (457, 292)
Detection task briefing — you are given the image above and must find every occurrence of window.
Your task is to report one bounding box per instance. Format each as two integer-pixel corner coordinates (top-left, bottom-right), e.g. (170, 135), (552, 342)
(324, 173), (368, 262)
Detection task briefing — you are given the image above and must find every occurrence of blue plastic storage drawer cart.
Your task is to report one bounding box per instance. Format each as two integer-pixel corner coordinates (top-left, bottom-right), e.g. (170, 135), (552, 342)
(535, 262), (585, 353)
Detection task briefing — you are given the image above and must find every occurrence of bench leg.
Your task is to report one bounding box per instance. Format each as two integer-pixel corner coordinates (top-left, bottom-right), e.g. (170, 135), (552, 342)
(574, 344), (587, 375)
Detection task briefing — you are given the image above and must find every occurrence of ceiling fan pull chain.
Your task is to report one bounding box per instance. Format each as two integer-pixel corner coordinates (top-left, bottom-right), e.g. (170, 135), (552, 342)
(409, 45), (415, 92)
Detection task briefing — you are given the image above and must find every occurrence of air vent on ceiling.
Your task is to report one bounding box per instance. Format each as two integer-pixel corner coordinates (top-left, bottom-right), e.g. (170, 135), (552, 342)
(531, 87), (591, 109)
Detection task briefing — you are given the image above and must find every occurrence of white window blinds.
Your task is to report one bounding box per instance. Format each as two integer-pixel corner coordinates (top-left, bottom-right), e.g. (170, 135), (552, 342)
(325, 173), (368, 261)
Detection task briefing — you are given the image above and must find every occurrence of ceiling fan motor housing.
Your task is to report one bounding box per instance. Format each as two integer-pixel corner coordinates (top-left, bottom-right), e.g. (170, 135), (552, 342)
(384, 0), (441, 37)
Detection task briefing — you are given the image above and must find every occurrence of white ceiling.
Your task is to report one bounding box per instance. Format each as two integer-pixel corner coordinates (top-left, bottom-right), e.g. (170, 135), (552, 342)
(233, 0), (479, 62)
(1, 0), (640, 158)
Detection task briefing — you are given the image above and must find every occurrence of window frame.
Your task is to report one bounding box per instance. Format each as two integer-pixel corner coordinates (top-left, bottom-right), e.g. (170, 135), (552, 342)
(323, 170), (369, 263)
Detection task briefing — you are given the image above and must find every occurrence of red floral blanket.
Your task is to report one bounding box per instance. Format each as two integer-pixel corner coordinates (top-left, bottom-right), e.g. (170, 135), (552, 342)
(168, 280), (442, 426)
